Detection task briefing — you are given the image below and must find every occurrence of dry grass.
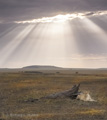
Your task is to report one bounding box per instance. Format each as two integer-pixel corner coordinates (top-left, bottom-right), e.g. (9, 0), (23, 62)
(0, 71), (107, 120)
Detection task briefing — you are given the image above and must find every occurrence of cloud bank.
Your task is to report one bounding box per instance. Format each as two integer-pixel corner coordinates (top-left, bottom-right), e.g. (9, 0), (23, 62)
(0, 0), (107, 22)
(14, 11), (107, 24)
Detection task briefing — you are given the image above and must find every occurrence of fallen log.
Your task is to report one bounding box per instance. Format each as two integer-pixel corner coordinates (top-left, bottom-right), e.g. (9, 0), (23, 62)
(41, 84), (80, 99)
(25, 84), (80, 102)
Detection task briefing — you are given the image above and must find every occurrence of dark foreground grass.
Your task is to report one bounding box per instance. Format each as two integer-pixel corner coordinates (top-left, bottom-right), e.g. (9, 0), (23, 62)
(0, 71), (107, 120)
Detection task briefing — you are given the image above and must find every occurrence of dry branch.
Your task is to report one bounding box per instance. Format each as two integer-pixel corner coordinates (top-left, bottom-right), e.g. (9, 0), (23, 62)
(25, 84), (80, 102)
(40, 84), (80, 99)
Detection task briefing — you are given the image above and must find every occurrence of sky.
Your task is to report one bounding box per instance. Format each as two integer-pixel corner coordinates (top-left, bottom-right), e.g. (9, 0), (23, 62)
(0, 0), (107, 68)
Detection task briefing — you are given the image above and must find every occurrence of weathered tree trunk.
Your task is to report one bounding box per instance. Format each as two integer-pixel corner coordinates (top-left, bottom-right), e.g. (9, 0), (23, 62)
(40, 84), (80, 99)
(25, 84), (80, 102)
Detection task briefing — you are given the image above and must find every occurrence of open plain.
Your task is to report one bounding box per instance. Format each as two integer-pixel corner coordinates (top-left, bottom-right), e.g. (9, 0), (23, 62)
(0, 69), (107, 120)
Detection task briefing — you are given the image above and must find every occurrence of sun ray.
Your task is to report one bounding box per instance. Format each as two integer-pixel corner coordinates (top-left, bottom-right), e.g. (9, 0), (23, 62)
(5, 24), (39, 60)
(1, 12), (107, 68)
(0, 26), (23, 50)
(0, 25), (35, 65)
(0, 24), (16, 38)
(82, 18), (107, 44)
(3, 23), (51, 67)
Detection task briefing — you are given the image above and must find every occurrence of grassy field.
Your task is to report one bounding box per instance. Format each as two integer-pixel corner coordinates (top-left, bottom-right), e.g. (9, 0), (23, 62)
(0, 70), (107, 120)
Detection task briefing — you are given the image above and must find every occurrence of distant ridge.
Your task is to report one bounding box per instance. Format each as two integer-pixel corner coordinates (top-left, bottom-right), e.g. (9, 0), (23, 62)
(22, 65), (64, 70)
(0, 65), (107, 73)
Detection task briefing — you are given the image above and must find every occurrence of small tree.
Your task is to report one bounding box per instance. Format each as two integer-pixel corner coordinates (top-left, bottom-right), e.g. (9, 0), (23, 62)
(76, 71), (78, 74)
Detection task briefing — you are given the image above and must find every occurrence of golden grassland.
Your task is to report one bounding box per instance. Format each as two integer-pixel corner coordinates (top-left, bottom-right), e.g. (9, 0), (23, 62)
(0, 70), (107, 120)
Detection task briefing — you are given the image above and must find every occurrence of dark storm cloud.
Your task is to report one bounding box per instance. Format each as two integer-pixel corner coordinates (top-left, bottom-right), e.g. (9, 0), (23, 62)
(0, 0), (107, 22)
